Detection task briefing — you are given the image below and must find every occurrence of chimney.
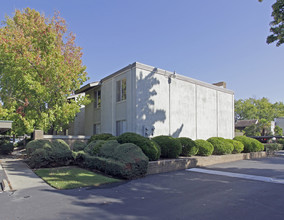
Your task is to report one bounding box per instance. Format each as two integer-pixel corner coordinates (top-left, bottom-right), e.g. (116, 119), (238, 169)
(213, 81), (226, 88)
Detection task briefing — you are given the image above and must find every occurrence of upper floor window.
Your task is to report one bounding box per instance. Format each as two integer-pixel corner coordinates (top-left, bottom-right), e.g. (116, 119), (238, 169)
(116, 79), (126, 102)
(94, 90), (101, 108)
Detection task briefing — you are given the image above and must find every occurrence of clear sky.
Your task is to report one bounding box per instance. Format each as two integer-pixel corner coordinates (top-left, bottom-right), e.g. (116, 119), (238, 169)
(1, 0), (283, 102)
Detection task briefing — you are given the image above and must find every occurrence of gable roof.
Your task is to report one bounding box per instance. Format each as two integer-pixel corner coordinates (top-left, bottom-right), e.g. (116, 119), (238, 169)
(235, 119), (258, 128)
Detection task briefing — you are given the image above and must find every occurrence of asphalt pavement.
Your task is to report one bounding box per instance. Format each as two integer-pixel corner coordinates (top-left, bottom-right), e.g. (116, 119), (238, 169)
(1, 154), (284, 220)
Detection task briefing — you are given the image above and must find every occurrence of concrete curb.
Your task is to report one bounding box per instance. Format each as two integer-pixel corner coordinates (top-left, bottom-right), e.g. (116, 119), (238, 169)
(147, 151), (269, 175)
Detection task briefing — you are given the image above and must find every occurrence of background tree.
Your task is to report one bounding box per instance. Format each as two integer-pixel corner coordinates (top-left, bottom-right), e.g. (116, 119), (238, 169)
(266, 0), (284, 46)
(235, 97), (284, 121)
(0, 8), (89, 135)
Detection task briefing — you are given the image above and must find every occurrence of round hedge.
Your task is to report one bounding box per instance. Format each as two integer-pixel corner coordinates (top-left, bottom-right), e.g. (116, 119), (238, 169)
(195, 140), (214, 156)
(178, 137), (198, 156)
(72, 141), (87, 152)
(233, 136), (264, 153)
(152, 135), (182, 158)
(88, 133), (114, 144)
(26, 139), (53, 156)
(0, 140), (14, 155)
(225, 139), (244, 154)
(117, 132), (160, 161)
(27, 139), (73, 168)
(207, 137), (234, 155)
(84, 140), (106, 156)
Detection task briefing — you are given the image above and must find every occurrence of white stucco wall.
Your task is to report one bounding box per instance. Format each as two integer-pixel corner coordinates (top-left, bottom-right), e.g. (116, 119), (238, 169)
(135, 63), (234, 140)
(79, 62), (234, 139)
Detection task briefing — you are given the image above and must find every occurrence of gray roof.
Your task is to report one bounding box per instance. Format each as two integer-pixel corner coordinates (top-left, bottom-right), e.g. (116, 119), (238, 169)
(235, 120), (258, 128)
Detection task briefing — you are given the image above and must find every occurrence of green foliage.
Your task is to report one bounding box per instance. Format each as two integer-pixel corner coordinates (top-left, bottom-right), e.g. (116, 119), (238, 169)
(84, 140), (106, 156)
(266, 0), (284, 46)
(244, 119), (273, 136)
(0, 8), (90, 135)
(27, 139), (73, 168)
(76, 141), (149, 179)
(225, 139), (244, 154)
(264, 143), (283, 152)
(195, 140), (214, 156)
(235, 98), (284, 121)
(88, 133), (114, 143)
(277, 138), (284, 145)
(117, 132), (160, 161)
(233, 136), (264, 153)
(274, 125), (283, 136)
(26, 139), (52, 156)
(178, 137), (198, 156)
(152, 135), (182, 158)
(72, 141), (86, 152)
(0, 140), (14, 155)
(207, 137), (234, 155)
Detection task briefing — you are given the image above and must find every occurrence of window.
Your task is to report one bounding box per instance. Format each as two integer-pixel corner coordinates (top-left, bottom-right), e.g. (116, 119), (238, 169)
(116, 120), (126, 136)
(93, 123), (101, 135)
(94, 90), (101, 108)
(116, 79), (126, 102)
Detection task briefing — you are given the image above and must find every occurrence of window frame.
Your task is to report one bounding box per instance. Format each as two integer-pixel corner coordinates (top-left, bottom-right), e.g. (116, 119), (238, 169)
(116, 78), (126, 102)
(94, 90), (101, 109)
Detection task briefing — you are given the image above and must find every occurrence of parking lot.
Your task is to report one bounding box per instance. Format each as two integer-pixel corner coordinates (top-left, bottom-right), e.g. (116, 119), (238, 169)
(1, 155), (284, 220)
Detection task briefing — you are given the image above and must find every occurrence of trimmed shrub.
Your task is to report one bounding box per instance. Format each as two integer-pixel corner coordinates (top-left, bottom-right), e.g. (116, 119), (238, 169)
(152, 135), (182, 158)
(178, 137), (198, 156)
(88, 133), (114, 143)
(233, 136), (264, 152)
(26, 139), (52, 156)
(195, 140), (214, 156)
(117, 132), (160, 161)
(207, 137), (233, 155)
(0, 140), (14, 155)
(72, 141), (86, 152)
(225, 139), (244, 154)
(49, 140), (73, 166)
(76, 141), (149, 179)
(27, 139), (73, 168)
(84, 140), (107, 156)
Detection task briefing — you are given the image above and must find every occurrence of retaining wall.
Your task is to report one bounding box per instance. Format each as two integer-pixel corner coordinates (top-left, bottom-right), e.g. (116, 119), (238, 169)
(147, 152), (269, 175)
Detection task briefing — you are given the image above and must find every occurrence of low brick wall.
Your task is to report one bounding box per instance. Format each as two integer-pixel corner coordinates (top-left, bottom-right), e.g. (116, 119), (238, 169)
(147, 152), (269, 175)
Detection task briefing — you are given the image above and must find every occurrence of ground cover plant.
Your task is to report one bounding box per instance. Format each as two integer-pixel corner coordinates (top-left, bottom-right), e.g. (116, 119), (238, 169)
(35, 166), (120, 189)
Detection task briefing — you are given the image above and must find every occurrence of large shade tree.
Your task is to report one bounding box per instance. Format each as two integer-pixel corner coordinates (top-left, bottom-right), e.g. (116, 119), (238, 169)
(0, 8), (89, 135)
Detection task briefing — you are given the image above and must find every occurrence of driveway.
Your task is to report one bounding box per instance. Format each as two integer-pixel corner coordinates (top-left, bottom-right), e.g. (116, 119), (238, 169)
(1, 156), (284, 220)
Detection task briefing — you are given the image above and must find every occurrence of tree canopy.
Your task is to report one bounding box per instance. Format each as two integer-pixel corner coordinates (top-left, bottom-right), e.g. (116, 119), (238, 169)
(235, 98), (284, 136)
(0, 8), (89, 135)
(260, 0), (284, 46)
(235, 97), (284, 121)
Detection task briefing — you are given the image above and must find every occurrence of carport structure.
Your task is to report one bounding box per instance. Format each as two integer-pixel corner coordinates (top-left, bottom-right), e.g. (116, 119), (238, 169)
(0, 120), (12, 134)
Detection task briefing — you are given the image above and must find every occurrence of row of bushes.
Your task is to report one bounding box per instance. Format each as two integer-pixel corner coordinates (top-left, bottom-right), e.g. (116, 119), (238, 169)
(26, 138), (148, 179)
(87, 133), (265, 160)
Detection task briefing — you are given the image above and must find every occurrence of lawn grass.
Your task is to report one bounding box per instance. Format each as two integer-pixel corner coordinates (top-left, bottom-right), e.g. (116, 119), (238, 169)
(35, 166), (121, 189)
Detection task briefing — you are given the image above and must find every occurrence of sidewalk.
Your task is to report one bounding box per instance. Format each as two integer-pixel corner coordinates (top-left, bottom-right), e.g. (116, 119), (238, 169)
(0, 158), (51, 191)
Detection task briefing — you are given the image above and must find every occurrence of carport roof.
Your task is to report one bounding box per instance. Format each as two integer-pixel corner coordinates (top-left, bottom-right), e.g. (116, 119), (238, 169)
(0, 120), (13, 134)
